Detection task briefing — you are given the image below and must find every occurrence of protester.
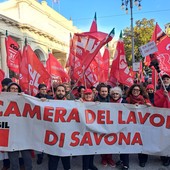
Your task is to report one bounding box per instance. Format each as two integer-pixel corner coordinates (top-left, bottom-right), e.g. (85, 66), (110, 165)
(63, 82), (75, 100)
(48, 84), (71, 170)
(126, 84), (151, 168)
(110, 87), (129, 170)
(76, 85), (85, 99)
(1, 78), (12, 92)
(1, 78), (13, 170)
(7, 82), (32, 170)
(94, 83), (115, 167)
(154, 73), (170, 166)
(90, 86), (98, 97)
(35, 83), (53, 165)
(146, 84), (155, 104)
(80, 89), (98, 170)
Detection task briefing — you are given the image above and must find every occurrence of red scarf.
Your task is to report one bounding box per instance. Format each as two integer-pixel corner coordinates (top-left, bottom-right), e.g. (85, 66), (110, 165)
(126, 94), (146, 104)
(110, 97), (122, 103)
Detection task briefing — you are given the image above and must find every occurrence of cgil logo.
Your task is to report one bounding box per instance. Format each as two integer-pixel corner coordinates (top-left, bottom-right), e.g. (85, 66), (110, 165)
(0, 122), (10, 147)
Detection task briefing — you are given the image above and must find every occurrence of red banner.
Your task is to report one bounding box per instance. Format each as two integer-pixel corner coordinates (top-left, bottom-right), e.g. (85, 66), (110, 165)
(19, 45), (50, 95)
(5, 36), (21, 73)
(109, 38), (133, 87)
(71, 29), (114, 81)
(46, 53), (70, 83)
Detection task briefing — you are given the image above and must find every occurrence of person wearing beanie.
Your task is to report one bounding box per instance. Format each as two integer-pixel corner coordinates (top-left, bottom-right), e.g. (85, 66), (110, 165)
(80, 89), (98, 170)
(154, 73), (170, 166)
(7, 82), (22, 93)
(6, 82), (32, 170)
(1, 78), (12, 92)
(146, 84), (155, 104)
(1, 78), (13, 170)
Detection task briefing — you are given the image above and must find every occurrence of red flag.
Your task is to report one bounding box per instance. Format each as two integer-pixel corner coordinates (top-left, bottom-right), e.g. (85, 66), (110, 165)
(19, 45), (50, 95)
(71, 28), (114, 80)
(65, 33), (75, 80)
(108, 32), (133, 87)
(139, 61), (145, 83)
(156, 36), (170, 75)
(5, 36), (21, 73)
(0, 69), (5, 92)
(129, 67), (136, 79)
(99, 46), (110, 82)
(89, 12), (97, 32)
(144, 23), (166, 66)
(46, 53), (70, 83)
(151, 67), (158, 89)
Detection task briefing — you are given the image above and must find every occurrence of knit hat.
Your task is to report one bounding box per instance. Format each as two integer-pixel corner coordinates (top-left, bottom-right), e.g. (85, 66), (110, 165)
(110, 87), (122, 97)
(162, 73), (170, 80)
(1, 78), (12, 86)
(146, 84), (154, 90)
(7, 82), (22, 93)
(84, 89), (93, 94)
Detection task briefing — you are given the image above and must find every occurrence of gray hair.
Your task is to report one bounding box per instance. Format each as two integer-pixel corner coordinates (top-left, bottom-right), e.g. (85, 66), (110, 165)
(110, 86), (122, 97)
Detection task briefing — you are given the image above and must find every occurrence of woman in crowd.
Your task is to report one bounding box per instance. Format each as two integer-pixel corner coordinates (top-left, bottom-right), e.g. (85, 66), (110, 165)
(146, 84), (155, 104)
(110, 87), (129, 170)
(7, 82), (32, 170)
(126, 84), (151, 168)
(80, 89), (98, 170)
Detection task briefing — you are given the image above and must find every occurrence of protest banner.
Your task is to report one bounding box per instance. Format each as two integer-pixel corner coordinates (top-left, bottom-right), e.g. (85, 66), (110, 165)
(0, 92), (170, 158)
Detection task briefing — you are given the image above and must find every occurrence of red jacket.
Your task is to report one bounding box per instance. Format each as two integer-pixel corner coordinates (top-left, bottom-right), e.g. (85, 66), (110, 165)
(154, 88), (170, 108)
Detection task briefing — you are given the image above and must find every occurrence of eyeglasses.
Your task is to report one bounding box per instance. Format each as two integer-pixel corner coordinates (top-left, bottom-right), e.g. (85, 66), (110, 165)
(10, 87), (18, 90)
(111, 93), (119, 95)
(132, 89), (140, 92)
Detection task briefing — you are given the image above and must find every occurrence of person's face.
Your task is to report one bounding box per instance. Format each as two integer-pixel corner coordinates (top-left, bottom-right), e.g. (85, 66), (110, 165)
(99, 87), (108, 98)
(163, 77), (170, 86)
(147, 89), (154, 94)
(64, 84), (71, 92)
(80, 88), (85, 97)
(132, 86), (141, 97)
(55, 86), (66, 99)
(2, 85), (8, 92)
(110, 91), (121, 101)
(84, 93), (93, 101)
(9, 85), (19, 92)
(39, 87), (47, 95)
(92, 88), (98, 95)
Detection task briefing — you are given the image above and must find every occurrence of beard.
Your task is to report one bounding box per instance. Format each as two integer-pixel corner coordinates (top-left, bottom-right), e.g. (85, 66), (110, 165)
(56, 94), (65, 100)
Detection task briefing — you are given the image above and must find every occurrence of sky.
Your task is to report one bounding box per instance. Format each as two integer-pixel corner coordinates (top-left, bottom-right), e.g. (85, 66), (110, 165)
(43, 0), (170, 39)
(1, 0), (169, 39)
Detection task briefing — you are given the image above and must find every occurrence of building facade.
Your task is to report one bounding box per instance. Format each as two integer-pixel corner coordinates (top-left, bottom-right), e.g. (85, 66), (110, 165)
(0, 0), (81, 76)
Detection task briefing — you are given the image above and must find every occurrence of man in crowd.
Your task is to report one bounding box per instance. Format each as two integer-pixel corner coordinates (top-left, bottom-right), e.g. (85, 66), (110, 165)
(154, 73), (170, 166)
(94, 84), (115, 168)
(35, 83), (53, 164)
(48, 84), (71, 170)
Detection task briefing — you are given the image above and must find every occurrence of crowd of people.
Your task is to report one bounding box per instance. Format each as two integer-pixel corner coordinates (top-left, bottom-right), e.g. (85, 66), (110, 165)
(0, 72), (170, 170)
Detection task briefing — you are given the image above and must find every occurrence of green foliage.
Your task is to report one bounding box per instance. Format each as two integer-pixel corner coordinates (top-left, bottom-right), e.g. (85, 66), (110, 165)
(123, 18), (155, 65)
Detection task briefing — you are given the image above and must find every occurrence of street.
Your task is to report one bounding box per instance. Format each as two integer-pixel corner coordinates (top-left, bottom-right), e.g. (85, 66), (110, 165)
(1, 154), (169, 170)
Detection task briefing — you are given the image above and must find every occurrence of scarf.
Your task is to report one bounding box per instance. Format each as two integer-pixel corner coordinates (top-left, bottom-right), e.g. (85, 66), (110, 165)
(126, 94), (146, 104)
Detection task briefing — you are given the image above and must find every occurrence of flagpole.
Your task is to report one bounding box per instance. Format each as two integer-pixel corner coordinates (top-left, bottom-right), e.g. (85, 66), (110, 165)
(58, 0), (60, 13)
(121, 0), (142, 66)
(52, 0), (54, 9)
